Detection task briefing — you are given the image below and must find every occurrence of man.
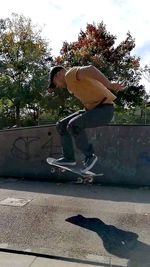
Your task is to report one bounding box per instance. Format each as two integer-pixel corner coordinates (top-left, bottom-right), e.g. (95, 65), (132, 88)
(47, 65), (125, 172)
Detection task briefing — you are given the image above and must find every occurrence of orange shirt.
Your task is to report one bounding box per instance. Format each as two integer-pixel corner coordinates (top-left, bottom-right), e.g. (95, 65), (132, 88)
(65, 67), (116, 110)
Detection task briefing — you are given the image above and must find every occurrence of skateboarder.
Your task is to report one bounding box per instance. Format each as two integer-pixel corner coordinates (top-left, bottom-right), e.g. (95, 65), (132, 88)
(48, 65), (125, 172)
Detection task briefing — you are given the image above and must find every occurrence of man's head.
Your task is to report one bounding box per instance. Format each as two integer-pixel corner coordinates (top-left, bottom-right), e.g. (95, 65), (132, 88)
(48, 66), (66, 93)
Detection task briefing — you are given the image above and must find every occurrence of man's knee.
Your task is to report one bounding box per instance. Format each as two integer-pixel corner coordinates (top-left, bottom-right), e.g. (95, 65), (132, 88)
(67, 122), (81, 136)
(56, 121), (67, 135)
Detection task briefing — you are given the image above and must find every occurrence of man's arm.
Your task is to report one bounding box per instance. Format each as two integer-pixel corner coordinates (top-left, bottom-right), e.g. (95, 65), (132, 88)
(77, 65), (125, 91)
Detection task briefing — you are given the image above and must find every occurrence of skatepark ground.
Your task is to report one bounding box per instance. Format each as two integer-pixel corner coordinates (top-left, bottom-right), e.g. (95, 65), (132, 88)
(0, 177), (150, 267)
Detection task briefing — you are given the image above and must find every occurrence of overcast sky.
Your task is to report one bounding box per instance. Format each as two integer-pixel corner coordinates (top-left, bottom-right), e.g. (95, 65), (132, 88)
(0, 0), (150, 91)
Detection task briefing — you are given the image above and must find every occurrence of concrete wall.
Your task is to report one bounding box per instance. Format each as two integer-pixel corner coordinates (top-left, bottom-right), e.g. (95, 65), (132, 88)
(0, 125), (150, 186)
(88, 125), (150, 186)
(0, 125), (61, 180)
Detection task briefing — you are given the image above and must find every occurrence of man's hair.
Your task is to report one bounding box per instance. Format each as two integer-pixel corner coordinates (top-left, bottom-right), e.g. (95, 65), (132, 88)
(48, 66), (64, 89)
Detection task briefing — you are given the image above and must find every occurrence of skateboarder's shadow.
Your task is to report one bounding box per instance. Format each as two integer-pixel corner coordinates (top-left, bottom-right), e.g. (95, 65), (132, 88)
(66, 215), (150, 266)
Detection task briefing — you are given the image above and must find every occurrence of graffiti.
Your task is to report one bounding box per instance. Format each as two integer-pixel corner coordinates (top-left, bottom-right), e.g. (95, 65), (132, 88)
(11, 136), (40, 160)
(41, 137), (61, 157)
(11, 135), (61, 160)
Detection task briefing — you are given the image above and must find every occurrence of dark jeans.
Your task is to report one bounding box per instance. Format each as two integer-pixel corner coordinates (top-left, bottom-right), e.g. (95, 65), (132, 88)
(56, 104), (114, 160)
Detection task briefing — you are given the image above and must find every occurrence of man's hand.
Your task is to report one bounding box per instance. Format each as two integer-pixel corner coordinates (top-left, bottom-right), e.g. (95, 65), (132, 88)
(109, 82), (126, 92)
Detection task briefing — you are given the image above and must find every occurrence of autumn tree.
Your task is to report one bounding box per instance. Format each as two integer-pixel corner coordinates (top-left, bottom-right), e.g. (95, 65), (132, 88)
(0, 13), (50, 127)
(54, 22), (147, 112)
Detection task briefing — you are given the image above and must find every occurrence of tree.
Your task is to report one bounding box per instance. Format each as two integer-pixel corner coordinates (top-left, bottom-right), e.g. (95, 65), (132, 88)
(0, 13), (50, 126)
(141, 65), (150, 84)
(54, 22), (147, 111)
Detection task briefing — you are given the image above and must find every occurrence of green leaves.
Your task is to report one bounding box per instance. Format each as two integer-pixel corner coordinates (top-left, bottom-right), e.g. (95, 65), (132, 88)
(0, 13), (51, 127)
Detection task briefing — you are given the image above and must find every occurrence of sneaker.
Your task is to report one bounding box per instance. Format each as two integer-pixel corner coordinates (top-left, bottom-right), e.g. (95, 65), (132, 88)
(82, 154), (98, 172)
(53, 157), (76, 166)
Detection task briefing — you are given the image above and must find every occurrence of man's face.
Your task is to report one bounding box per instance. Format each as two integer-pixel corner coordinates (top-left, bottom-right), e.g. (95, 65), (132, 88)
(48, 69), (66, 93)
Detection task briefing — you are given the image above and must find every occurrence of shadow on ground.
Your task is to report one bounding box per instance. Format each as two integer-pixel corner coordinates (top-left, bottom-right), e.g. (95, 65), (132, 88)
(66, 215), (150, 267)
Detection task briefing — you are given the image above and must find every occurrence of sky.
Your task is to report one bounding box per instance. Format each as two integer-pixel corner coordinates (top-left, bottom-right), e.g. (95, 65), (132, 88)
(0, 0), (150, 92)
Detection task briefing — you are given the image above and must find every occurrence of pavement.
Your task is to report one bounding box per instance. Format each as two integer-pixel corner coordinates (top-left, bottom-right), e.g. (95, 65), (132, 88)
(0, 250), (119, 267)
(0, 177), (150, 267)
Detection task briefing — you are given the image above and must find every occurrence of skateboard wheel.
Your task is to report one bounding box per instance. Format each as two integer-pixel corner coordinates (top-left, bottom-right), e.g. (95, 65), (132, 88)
(83, 177), (93, 183)
(50, 167), (56, 173)
(76, 177), (83, 183)
(88, 177), (94, 183)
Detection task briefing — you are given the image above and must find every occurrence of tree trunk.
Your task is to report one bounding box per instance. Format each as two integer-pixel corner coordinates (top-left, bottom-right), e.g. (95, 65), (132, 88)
(15, 102), (20, 127)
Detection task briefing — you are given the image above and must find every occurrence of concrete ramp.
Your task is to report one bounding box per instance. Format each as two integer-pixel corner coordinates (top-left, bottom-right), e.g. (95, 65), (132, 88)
(0, 125), (150, 186)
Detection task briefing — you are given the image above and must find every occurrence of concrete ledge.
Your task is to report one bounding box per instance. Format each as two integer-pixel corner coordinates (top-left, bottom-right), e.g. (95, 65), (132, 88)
(0, 251), (128, 267)
(0, 125), (150, 186)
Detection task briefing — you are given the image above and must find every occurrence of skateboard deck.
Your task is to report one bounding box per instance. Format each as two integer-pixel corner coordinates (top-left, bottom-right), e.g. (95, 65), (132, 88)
(46, 157), (103, 184)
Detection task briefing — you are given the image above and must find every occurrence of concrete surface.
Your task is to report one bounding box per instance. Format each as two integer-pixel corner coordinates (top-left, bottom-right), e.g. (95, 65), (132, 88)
(0, 177), (150, 266)
(0, 251), (127, 267)
(0, 250), (129, 267)
(0, 125), (150, 186)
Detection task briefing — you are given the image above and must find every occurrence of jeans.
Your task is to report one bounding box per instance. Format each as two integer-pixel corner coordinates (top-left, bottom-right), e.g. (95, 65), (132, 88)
(56, 104), (114, 160)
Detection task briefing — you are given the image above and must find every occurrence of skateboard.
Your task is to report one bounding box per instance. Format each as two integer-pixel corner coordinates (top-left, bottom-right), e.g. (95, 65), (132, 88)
(46, 157), (104, 184)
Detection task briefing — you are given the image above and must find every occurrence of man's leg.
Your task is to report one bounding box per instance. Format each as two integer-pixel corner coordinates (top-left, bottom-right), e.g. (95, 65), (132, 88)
(67, 104), (114, 170)
(55, 110), (85, 165)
